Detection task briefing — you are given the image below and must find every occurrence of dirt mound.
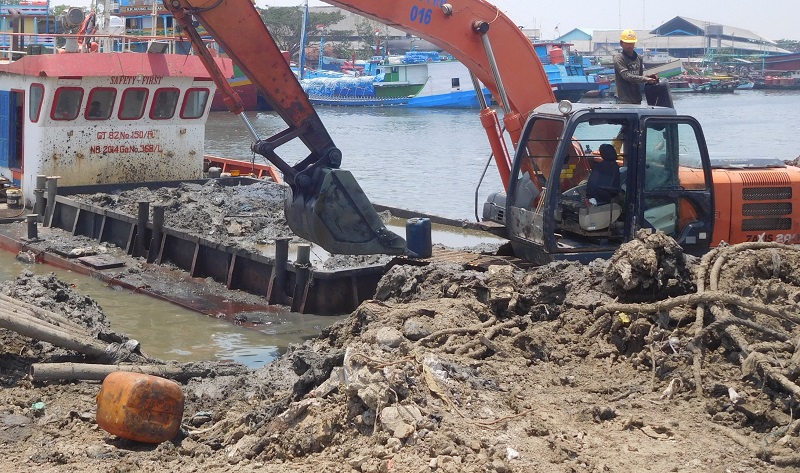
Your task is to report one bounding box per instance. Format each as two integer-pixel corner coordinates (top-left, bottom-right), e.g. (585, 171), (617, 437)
(2, 234), (800, 472)
(70, 179), (396, 270)
(72, 180), (297, 250)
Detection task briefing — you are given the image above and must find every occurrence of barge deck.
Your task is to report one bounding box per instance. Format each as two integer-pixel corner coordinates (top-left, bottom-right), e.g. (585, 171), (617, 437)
(2, 178), (531, 316)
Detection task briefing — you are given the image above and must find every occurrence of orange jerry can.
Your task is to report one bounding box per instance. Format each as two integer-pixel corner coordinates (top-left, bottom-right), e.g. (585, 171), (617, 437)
(96, 371), (185, 444)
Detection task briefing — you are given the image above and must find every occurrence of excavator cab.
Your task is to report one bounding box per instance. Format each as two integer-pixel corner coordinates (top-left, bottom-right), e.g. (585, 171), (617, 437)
(505, 103), (715, 264)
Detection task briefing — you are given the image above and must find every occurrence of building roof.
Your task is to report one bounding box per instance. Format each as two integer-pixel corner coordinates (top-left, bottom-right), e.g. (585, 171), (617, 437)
(309, 6), (407, 38)
(654, 16), (772, 44)
(590, 27), (789, 55)
(558, 28), (592, 42)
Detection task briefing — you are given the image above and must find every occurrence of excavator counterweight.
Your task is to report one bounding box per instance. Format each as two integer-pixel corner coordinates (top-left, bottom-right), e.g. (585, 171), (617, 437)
(165, 0), (406, 256)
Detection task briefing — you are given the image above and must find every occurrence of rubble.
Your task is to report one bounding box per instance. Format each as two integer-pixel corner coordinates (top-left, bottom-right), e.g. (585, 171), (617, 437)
(1, 182), (800, 471)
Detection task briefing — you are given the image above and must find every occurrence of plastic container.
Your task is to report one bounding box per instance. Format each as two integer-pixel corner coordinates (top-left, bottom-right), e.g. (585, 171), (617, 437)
(96, 371), (185, 444)
(550, 46), (565, 64)
(5, 188), (22, 208)
(406, 217), (432, 258)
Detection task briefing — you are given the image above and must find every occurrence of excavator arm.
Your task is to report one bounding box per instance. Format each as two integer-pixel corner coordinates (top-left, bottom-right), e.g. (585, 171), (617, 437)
(164, 0), (407, 256)
(165, 0), (556, 256)
(323, 0), (555, 187)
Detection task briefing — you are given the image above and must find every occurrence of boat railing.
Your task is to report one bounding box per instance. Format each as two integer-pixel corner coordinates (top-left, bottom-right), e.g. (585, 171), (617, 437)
(0, 31), (217, 60)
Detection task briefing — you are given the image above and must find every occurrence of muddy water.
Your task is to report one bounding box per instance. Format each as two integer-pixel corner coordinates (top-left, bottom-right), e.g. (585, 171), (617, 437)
(0, 250), (343, 368)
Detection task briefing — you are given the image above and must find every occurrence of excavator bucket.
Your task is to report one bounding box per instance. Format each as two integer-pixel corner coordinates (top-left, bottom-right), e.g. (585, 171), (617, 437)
(285, 166), (408, 255)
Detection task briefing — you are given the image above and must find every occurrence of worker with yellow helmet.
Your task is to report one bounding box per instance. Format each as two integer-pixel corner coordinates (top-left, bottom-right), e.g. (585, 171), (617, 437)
(613, 29), (658, 104)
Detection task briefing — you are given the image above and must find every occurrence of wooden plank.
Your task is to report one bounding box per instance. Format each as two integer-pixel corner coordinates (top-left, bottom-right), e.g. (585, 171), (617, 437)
(77, 254), (125, 269)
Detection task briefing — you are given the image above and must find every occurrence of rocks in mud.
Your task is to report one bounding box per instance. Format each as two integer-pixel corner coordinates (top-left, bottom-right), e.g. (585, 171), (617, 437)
(402, 316), (434, 341)
(380, 404), (423, 439)
(2, 270), (110, 336)
(15, 250), (35, 264)
(70, 180), (297, 252)
(487, 265), (518, 313)
(603, 229), (695, 300)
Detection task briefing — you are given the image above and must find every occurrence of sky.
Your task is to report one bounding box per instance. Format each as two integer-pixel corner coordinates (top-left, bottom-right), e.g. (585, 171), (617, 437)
(63, 0), (797, 41)
(254, 0), (799, 42)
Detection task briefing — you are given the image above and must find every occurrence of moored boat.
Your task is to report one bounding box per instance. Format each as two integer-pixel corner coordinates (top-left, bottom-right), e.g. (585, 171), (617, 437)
(300, 53), (491, 108)
(0, 25), (278, 207)
(668, 76), (738, 94)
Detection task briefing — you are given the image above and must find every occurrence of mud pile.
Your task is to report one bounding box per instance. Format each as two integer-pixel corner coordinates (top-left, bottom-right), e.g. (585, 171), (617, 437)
(70, 179), (396, 269)
(72, 180), (297, 250)
(2, 232), (800, 472)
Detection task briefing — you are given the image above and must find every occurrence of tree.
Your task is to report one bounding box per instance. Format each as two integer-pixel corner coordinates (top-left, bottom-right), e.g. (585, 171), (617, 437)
(258, 6), (344, 61)
(353, 17), (383, 59)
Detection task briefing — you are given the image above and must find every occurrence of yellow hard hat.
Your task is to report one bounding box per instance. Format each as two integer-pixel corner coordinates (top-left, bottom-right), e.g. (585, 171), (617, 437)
(620, 29), (637, 43)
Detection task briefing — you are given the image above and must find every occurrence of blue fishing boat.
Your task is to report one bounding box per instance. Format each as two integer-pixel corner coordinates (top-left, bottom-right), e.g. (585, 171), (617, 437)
(300, 52), (491, 108)
(534, 42), (609, 101)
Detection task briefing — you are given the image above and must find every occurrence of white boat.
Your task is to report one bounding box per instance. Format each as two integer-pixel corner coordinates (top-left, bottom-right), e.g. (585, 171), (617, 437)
(643, 59), (685, 79)
(642, 50), (679, 68)
(0, 8), (278, 207)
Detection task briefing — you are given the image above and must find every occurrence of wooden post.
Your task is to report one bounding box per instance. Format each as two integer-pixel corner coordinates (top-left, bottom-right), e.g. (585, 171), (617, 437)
(268, 237), (290, 305)
(291, 244), (312, 313)
(148, 205), (165, 263)
(31, 362), (248, 382)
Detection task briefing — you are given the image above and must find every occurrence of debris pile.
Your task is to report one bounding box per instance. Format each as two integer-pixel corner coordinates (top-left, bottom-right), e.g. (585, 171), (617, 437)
(72, 180), (297, 250)
(1, 232), (800, 471)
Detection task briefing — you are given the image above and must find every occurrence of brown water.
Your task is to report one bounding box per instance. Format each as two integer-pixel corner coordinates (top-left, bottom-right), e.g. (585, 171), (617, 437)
(0, 250), (343, 368)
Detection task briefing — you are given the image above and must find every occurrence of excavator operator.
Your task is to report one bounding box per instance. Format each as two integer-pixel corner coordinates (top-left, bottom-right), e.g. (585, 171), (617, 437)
(586, 144), (621, 205)
(614, 29), (658, 104)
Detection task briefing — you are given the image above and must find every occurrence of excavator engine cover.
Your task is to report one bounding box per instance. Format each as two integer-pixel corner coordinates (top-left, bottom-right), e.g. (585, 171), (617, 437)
(285, 166), (408, 255)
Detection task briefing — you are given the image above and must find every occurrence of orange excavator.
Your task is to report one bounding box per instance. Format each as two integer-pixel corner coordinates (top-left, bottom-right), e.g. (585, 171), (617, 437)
(165, 0), (800, 263)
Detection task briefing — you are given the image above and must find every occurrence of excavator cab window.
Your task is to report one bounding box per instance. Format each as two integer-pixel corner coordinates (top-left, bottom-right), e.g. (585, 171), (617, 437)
(505, 116), (565, 249)
(507, 115), (632, 261)
(638, 118), (714, 254)
(554, 120), (629, 241)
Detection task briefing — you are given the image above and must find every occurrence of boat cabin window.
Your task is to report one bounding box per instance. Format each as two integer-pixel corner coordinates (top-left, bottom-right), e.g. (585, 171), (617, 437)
(85, 88), (116, 120)
(180, 88), (210, 119)
(51, 87), (83, 121)
(119, 88), (149, 120)
(150, 88), (180, 120)
(29, 83), (44, 122)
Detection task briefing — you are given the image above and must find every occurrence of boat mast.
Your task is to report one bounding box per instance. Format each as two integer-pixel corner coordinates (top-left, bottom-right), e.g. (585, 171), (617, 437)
(298, 0), (308, 79)
(101, 0), (111, 52)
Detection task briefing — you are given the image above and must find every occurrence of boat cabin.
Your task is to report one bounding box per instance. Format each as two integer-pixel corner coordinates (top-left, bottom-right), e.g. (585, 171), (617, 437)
(0, 51), (231, 205)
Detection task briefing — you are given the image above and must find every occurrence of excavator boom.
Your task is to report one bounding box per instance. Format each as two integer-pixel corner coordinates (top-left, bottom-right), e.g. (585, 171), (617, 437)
(166, 0), (558, 256)
(323, 0), (554, 118)
(323, 0), (555, 186)
(164, 0), (407, 256)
